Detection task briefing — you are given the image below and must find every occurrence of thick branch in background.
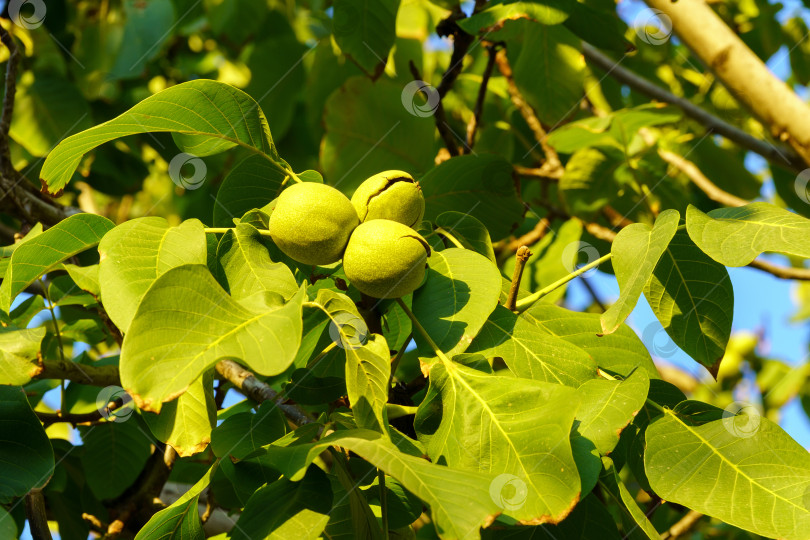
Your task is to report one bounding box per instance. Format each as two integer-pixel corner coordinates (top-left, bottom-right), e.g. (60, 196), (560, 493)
(0, 26), (73, 227)
(494, 49), (564, 177)
(643, 0), (810, 168)
(35, 358), (312, 426)
(582, 43), (805, 173)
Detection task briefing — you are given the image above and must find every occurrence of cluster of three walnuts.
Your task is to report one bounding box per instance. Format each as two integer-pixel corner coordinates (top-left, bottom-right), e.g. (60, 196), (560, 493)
(268, 171), (431, 299)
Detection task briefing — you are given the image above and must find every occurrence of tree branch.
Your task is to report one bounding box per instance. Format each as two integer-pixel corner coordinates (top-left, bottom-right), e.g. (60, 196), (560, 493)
(645, 0), (810, 166)
(215, 359), (313, 426)
(408, 60), (460, 157)
(465, 43), (500, 153)
(36, 398), (124, 427)
(25, 489), (53, 540)
(582, 43), (805, 173)
(35, 358), (315, 426)
(660, 510), (703, 540)
(0, 25), (74, 227)
(658, 149), (748, 207)
(494, 49), (563, 177)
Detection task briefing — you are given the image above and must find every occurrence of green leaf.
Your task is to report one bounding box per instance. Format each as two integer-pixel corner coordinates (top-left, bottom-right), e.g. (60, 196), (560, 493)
(686, 202), (810, 266)
(326, 462), (384, 540)
(480, 494), (622, 539)
(120, 265), (305, 412)
(109, 0), (176, 79)
(322, 77), (436, 194)
(245, 26), (308, 139)
(213, 154), (287, 227)
(0, 326), (46, 385)
(259, 429), (501, 539)
(142, 374), (217, 457)
(458, 0), (572, 33)
(308, 289), (390, 431)
(412, 248), (502, 358)
(468, 305), (596, 386)
(562, 1), (629, 52)
(522, 303), (659, 379)
(559, 147), (622, 216)
(231, 466), (332, 540)
(507, 21), (584, 127)
(601, 209), (680, 334)
(645, 403), (810, 540)
(216, 223), (298, 301)
(0, 386), (54, 503)
(0, 213), (114, 313)
(211, 400), (288, 460)
(80, 420), (153, 501)
(644, 230), (733, 374)
(415, 362), (582, 523)
(576, 370), (649, 455)
(420, 154), (524, 241)
(600, 456), (660, 539)
(41, 80), (289, 195)
(62, 263), (101, 298)
(10, 72), (93, 157)
(333, 0), (400, 77)
(98, 217), (207, 333)
(135, 461), (218, 540)
(345, 334), (391, 432)
(435, 211), (496, 263)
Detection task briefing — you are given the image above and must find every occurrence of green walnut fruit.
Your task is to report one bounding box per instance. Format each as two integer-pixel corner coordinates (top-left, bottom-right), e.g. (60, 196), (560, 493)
(343, 219), (431, 299)
(351, 170), (425, 228)
(269, 182), (359, 265)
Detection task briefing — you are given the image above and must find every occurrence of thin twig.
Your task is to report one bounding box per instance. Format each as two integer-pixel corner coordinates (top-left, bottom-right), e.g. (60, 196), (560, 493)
(580, 277), (606, 312)
(465, 43), (500, 152)
(658, 149), (748, 207)
(660, 510), (703, 540)
(36, 398), (124, 427)
(748, 259), (810, 280)
(408, 60), (459, 156)
(505, 246), (532, 311)
(495, 48), (563, 175)
(582, 43), (805, 173)
(215, 359), (313, 426)
(504, 216), (552, 254)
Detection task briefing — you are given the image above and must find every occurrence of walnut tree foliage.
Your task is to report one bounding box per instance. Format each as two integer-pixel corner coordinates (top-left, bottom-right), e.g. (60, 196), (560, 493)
(2, 0), (810, 539)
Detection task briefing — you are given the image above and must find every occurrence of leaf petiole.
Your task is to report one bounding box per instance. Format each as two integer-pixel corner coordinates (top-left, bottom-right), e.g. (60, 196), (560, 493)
(395, 298), (452, 364)
(515, 252), (614, 312)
